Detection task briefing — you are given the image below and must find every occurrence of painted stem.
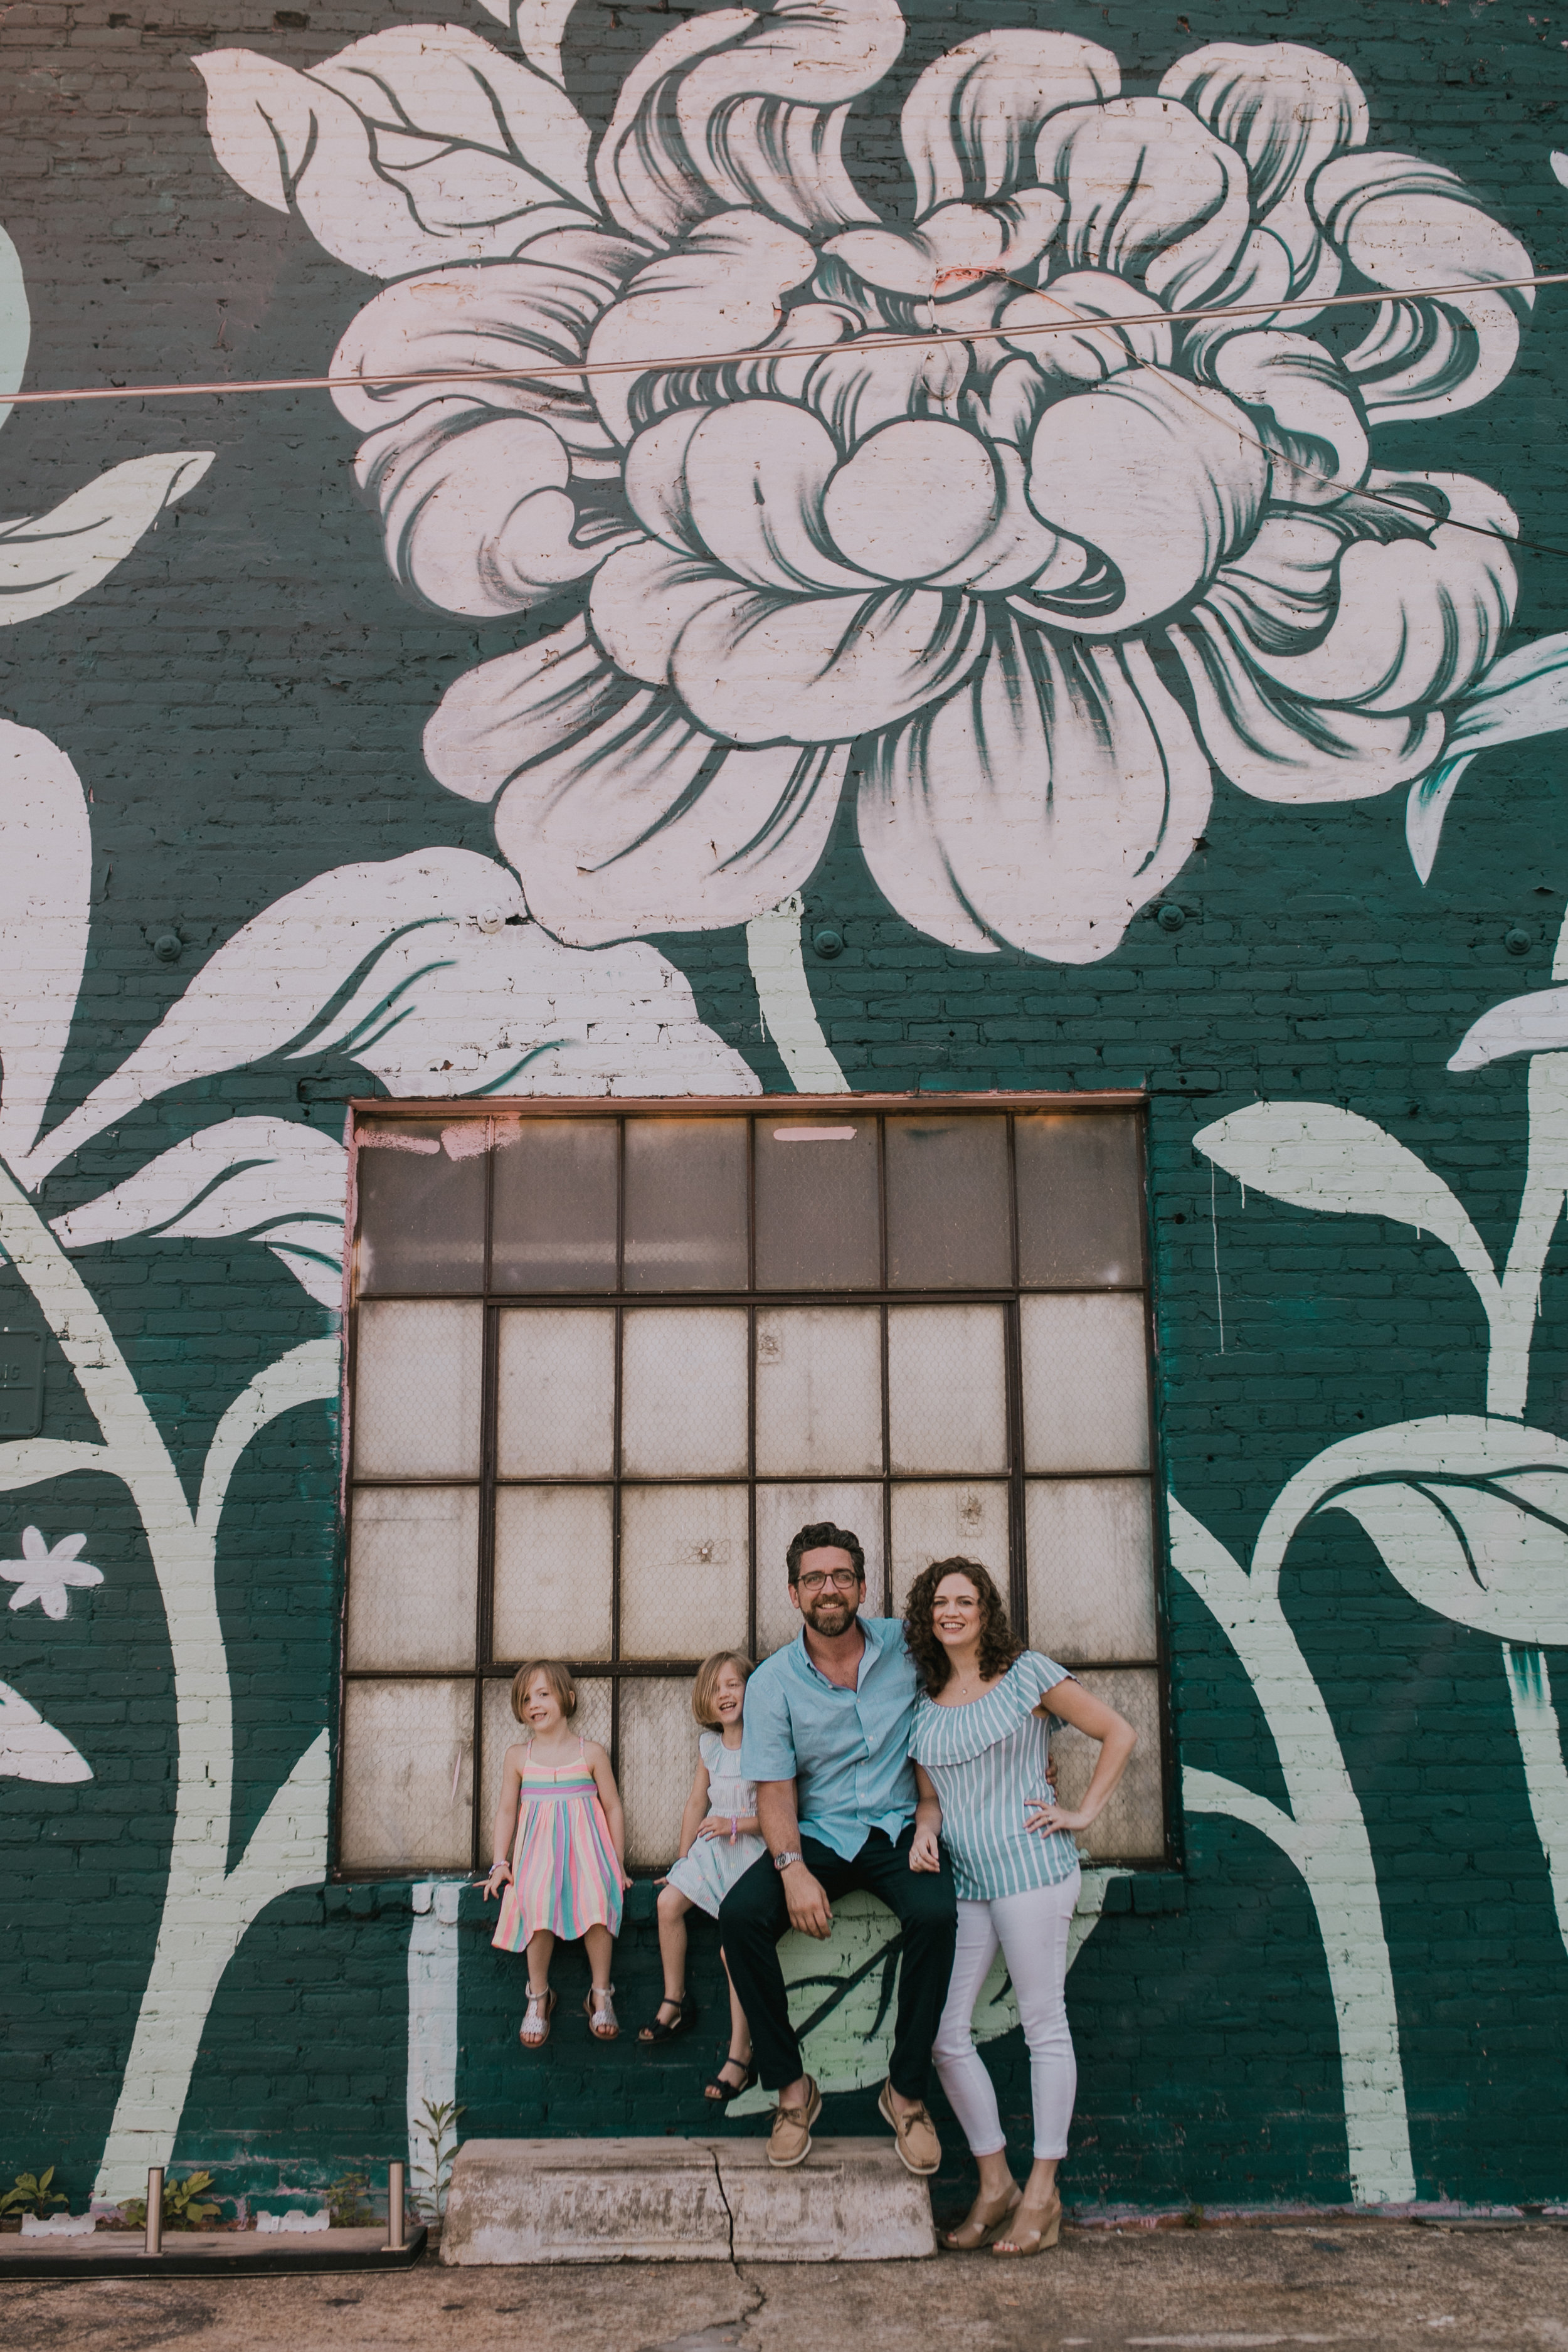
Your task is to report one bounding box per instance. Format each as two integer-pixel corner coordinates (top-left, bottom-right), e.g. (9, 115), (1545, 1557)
(745, 896), (850, 1093)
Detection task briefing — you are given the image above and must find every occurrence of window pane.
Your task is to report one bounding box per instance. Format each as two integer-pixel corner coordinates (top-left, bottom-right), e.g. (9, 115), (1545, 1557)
(755, 1308), (882, 1477)
(493, 1485), (614, 1662)
(621, 1308), (750, 1477)
(346, 1487), (478, 1670)
(887, 1303), (1007, 1475)
(491, 1118), (618, 1291)
(754, 1483), (884, 1653)
(497, 1308), (616, 1478)
(620, 1677), (699, 1869)
(353, 1300), (483, 1478)
(1021, 1293), (1150, 1473)
(1016, 1113), (1143, 1288)
(1045, 1668), (1163, 1861)
(1025, 1478), (1156, 1663)
(884, 1115), (1010, 1288)
(339, 1678), (474, 1871)
(624, 1119), (747, 1291)
(754, 1118), (880, 1290)
(889, 1482), (1010, 1615)
(480, 1673), (612, 1855)
(620, 1485), (750, 1658)
(356, 1121), (487, 1296)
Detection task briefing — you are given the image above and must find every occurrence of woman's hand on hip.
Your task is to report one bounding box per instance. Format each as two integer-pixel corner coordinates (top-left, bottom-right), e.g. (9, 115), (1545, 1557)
(1025, 1796), (1091, 1836)
(908, 1823), (942, 1872)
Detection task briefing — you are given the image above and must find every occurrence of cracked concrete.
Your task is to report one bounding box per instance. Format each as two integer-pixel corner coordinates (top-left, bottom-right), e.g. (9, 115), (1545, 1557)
(4, 2220), (1568, 2350)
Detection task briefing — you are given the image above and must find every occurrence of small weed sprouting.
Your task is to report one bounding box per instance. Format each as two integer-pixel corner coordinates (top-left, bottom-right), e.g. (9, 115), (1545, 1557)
(325, 2173), (376, 2229)
(0, 2169), (68, 2221)
(410, 2098), (466, 2222)
(122, 2171), (223, 2232)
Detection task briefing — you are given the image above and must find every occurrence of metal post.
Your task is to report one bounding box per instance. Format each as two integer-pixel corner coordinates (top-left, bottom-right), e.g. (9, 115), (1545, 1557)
(144, 2168), (163, 2257)
(386, 2161), (405, 2252)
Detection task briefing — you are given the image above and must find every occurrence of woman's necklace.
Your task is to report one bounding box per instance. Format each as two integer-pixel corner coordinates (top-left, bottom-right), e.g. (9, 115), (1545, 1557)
(948, 1654), (983, 1700)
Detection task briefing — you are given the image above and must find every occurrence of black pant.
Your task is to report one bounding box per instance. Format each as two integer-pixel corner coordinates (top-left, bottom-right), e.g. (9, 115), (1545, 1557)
(718, 1826), (957, 2099)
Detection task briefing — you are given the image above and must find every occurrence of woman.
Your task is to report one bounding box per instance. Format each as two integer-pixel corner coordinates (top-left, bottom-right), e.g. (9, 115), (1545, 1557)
(906, 1557), (1136, 2257)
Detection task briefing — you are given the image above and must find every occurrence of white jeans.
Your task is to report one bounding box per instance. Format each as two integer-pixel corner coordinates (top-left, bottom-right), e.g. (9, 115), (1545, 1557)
(932, 1870), (1080, 2161)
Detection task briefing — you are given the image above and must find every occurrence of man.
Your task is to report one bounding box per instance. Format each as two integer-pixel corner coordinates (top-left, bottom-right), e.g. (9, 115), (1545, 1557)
(719, 1522), (957, 2173)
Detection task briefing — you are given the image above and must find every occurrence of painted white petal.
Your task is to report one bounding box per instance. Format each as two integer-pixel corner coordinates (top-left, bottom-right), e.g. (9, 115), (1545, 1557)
(1027, 369), (1268, 634)
(678, 402), (867, 593)
(423, 615), (632, 802)
(822, 420), (996, 583)
(900, 28), (1120, 212)
(924, 442), (1074, 595)
(586, 212), (817, 446)
(1195, 512), (1346, 654)
(1000, 268), (1173, 388)
(0, 221), (30, 431)
(1204, 331), (1368, 505)
(1179, 226), (1296, 375)
(0, 726), (92, 1173)
(265, 1231), (347, 1311)
(1451, 987), (1568, 1073)
(590, 541), (739, 687)
(53, 1119), (347, 1256)
(52, 1535), (88, 1561)
(0, 452), (215, 631)
(799, 333), (968, 447)
(21, 1527), (47, 1560)
(825, 189), (1062, 299)
(1035, 97), (1251, 311)
(0, 1678), (92, 1783)
(1311, 151), (1534, 421)
(858, 623), (1211, 962)
(53, 1560), (103, 1591)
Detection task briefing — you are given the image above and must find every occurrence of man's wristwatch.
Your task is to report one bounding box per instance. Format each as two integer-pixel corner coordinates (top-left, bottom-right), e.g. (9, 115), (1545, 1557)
(772, 1849), (803, 1872)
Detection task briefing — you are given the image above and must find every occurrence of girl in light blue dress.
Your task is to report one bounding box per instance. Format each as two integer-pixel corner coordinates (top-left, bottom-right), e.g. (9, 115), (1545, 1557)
(638, 1651), (766, 2100)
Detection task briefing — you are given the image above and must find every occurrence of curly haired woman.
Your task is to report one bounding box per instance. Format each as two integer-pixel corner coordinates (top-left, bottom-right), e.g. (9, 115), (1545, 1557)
(904, 1558), (1136, 2258)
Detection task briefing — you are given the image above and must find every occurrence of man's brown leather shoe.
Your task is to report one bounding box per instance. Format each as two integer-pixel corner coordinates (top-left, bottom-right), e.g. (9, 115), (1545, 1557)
(766, 2075), (823, 2168)
(878, 2080), (941, 2176)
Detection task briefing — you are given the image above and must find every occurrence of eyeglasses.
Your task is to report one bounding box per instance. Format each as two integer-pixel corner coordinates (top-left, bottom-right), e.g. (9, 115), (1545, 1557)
(796, 1568), (863, 1595)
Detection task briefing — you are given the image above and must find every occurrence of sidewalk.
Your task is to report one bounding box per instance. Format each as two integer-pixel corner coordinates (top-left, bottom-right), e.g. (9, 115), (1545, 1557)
(4, 2218), (1566, 2352)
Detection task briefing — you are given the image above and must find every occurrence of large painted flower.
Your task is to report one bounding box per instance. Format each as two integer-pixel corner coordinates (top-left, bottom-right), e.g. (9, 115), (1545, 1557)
(199, 5), (1532, 960)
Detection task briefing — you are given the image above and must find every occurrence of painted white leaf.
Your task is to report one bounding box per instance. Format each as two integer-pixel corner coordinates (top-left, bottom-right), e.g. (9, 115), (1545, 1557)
(1194, 1102), (1496, 1306)
(1449, 987), (1568, 1073)
(52, 1116), (346, 1266)
(1407, 630), (1568, 884)
(258, 1225), (346, 1311)
(18, 849), (517, 1186)
(0, 724), (92, 1172)
(0, 221), (29, 430)
(0, 1676), (92, 1784)
(0, 452), (215, 629)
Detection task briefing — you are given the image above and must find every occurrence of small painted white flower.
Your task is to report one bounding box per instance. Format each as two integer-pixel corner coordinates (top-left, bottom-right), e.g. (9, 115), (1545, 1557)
(2, 1527), (103, 1620)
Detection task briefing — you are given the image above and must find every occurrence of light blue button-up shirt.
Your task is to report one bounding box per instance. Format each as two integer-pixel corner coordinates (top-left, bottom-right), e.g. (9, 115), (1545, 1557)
(739, 1615), (919, 1861)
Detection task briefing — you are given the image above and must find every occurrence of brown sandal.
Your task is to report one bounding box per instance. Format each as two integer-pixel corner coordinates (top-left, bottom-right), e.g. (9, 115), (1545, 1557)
(583, 1984), (619, 2041)
(943, 2181), (1022, 2250)
(992, 2190), (1061, 2255)
(519, 1989), (555, 2048)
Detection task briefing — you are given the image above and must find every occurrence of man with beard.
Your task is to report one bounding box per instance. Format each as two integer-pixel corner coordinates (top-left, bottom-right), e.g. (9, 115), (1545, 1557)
(718, 1522), (956, 2172)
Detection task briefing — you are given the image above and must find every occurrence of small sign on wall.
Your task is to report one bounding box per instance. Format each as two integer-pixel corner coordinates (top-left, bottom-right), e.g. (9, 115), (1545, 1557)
(0, 1332), (45, 1439)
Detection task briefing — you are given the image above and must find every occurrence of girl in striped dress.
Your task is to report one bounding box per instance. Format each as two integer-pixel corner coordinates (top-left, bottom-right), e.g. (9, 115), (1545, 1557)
(484, 1660), (630, 2048)
(905, 1559), (1136, 2259)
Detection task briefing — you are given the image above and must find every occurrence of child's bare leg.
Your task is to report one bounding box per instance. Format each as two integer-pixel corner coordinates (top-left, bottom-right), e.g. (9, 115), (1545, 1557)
(658, 1885), (691, 2000)
(525, 1928), (554, 1996)
(583, 1922), (615, 1990)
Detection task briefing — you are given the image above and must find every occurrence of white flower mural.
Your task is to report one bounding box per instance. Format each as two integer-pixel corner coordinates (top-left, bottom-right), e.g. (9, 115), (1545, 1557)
(196, 7), (1539, 960)
(3, 1527), (102, 1621)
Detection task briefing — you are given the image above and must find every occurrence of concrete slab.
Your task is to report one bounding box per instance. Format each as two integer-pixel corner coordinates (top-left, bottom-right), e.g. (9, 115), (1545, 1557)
(439, 2137), (935, 2266)
(0, 2224), (427, 2280)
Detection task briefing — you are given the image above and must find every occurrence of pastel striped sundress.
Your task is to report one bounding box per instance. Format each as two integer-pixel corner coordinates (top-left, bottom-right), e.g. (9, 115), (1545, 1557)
(490, 1737), (623, 1949)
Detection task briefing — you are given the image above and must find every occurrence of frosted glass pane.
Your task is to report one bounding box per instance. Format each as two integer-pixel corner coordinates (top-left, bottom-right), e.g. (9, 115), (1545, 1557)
(480, 1673), (612, 1851)
(1021, 1293), (1150, 1473)
(755, 1484), (884, 1653)
(339, 1678), (474, 1871)
(491, 1117), (618, 1291)
(887, 1303), (1007, 1474)
(621, 1308), (749, 1477)
(620, 1678), (699, 1869)
(346, 1487), (478, 1670)
(1016, 1113), (1143, 1288)
(1045, 1668), (1164, 1862)
(755, 1308), (882, 1477)
(624, 1119), (747, 1291)
(497, 1308), (616, 1477)
(889, 1483), (1010, 1616)
(1024, 1478), (1156, 1664)
(356, 1121), (486, 1296)
(754, 1118), (880, 1290)
(884, 1115), (1010, 1289)
(493, 1485), (614, 1662)
(353, 1300), (483, 1478)
(620, 1485), (750, 1658)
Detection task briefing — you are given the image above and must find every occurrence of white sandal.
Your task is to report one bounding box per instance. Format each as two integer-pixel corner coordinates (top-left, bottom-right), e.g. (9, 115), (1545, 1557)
(519, 1988), (556, 2048)
(583, 1983), (618, 2042)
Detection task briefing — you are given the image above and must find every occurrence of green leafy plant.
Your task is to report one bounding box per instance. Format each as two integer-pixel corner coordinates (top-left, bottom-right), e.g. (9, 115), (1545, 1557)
(122, 2171), (223, 2232)
(0, 2168), (67, 2220)
(325, 2172), (375, 2229)
(410, 2098), (466, 2222)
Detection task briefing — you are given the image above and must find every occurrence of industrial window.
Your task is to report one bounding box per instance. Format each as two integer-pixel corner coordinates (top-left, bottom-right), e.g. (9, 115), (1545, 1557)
(336, 1098), (1168, 1876)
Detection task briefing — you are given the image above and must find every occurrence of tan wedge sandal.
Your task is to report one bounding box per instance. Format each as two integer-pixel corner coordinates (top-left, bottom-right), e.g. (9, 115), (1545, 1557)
(992, 2189), (1061, 2256)
(943, 2181), (1022, 2251)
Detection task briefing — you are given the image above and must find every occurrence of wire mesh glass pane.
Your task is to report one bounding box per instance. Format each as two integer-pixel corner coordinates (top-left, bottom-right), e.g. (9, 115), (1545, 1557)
(353, 1300), (483, 1478)
(1016, 1113), (1143, 1288)
(621, 1307), (750, 1476)
(1044, 1667), (1164, 1862)
(346, 1487), (478, 1671)
(1021, 1293), (1150, 1473)
(755, 1307), (883, 1477)
(620, 1677), (700, 1870)
(339, 1678), (474, 1870)
(356, 1121), (487, 1296)
(624, 1118), (748, 1291)
(754, 1117), (881, 1290)
(889, 1481), (1010, 1615)
(491, 1117), (618, 1291)
(887, 1303), (1007, 1475)
(1024, 1478), (1156, 1664)
(493, 1485), (614, 1662)
(754, 1483), (885, 1653)
(480, 1673), (613, 1867)
(497, 1308), (616, 1478)
(620, 1485), (750, 1658)
(884, 1115), (1010, 1288)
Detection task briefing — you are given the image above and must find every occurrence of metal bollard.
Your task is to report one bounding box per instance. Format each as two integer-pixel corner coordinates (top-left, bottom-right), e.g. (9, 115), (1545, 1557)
(386, 2161), (405, 2253)
(144, 2168), (164, 2257)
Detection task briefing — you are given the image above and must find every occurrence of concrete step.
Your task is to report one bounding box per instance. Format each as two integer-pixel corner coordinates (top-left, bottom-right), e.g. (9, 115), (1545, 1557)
(440, 2137), (937, 2265)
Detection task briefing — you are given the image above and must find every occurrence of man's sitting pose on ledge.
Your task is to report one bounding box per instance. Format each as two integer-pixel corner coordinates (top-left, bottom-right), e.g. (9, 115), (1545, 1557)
(719, 1521), (957, 2173)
